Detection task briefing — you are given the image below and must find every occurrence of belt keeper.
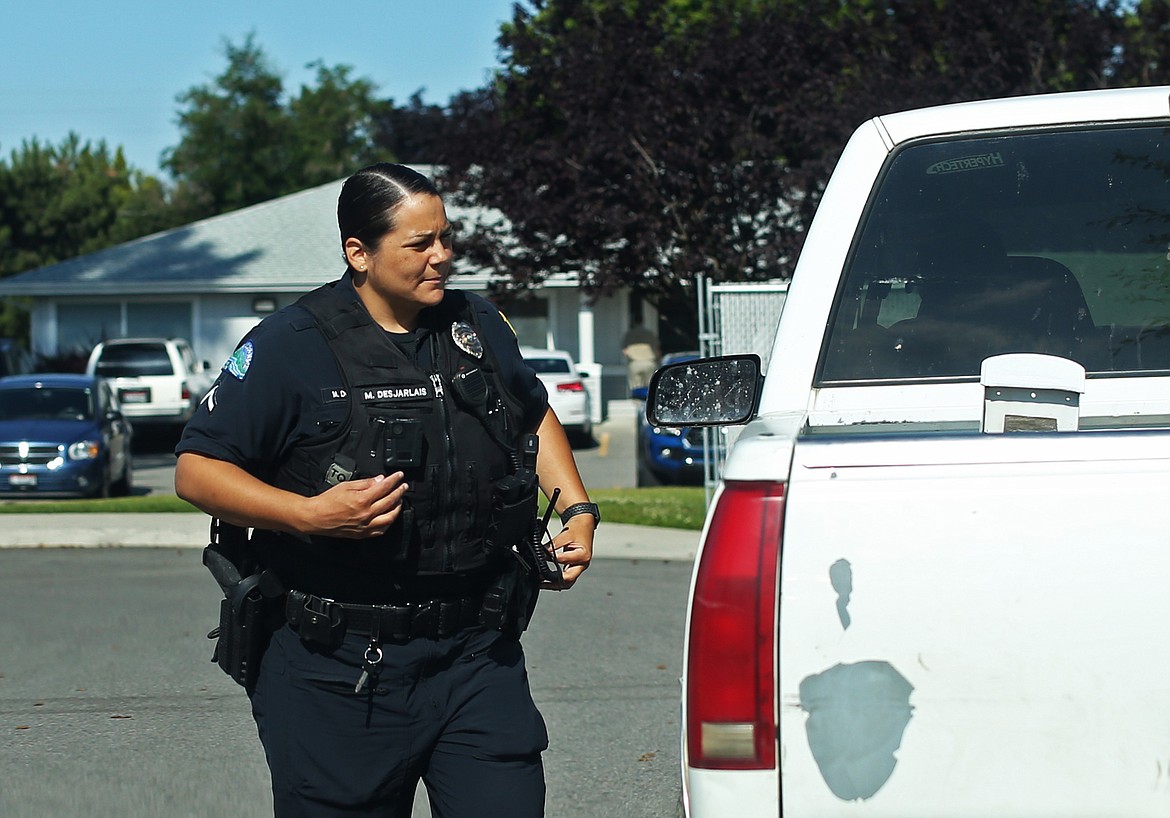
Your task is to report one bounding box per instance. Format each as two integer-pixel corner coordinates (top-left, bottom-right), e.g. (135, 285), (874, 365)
(386, 607), (411, 641)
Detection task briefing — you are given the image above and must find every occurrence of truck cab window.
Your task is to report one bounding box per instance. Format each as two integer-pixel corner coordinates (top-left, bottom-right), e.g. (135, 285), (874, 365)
(820, 125), (1170, 383)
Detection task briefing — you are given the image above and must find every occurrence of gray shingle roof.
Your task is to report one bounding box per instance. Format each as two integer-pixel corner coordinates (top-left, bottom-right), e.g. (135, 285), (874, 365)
(0, 172), (518, 297)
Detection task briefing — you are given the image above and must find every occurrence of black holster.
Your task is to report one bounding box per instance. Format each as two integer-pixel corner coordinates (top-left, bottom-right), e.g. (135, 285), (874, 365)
(203, 519), (284, 691)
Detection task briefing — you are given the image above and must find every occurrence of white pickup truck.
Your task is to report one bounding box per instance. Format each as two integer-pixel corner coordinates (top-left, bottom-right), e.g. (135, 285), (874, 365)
(649, 85), (1170, 817)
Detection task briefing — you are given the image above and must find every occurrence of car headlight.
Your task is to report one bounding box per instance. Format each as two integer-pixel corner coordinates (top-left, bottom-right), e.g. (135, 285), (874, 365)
(67, 439), (101, 460)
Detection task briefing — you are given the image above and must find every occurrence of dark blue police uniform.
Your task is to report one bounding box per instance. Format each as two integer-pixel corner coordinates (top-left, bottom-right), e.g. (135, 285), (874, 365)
(179, 273), (551, 818)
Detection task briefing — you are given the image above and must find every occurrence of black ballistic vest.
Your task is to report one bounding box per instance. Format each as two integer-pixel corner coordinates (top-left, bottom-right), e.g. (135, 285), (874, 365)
(264, 284), (528, 587)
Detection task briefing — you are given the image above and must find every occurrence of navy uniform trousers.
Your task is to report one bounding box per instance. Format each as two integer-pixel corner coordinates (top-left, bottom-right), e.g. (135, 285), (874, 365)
(250, 623), (549, 818)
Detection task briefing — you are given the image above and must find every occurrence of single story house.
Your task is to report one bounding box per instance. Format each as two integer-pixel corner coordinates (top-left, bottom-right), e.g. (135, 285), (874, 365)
(0, 173), (653, 421)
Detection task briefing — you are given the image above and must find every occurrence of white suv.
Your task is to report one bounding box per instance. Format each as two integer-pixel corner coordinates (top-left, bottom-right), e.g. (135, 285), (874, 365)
(86, 338), (213, 429)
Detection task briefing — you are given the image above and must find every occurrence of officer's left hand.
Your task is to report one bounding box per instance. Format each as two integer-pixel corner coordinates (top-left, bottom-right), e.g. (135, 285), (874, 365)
(547, 516), (593, 588)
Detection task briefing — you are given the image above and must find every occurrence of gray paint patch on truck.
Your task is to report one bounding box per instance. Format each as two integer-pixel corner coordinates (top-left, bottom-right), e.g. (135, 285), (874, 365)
(799, 661), (914, 801)
(829, 558), (853, 629)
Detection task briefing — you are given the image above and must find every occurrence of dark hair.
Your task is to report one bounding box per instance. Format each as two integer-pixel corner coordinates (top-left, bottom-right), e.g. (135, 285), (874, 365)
(337, 163), (441, 258)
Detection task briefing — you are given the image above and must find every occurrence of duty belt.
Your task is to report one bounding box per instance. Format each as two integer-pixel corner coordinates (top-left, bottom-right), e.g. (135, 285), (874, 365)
(285, 589), (483, 642)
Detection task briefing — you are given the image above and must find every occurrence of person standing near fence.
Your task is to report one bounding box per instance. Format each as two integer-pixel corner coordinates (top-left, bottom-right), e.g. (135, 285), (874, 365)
(621, 319), (660, 392)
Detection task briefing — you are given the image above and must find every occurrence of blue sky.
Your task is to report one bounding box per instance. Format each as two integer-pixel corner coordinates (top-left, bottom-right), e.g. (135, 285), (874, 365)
(0, 1), (520, 176)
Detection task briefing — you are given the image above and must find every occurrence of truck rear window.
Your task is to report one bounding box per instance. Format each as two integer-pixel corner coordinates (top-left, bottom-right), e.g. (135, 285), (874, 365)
(95, 344), (174, 377)
(820, 124), (1170, 382)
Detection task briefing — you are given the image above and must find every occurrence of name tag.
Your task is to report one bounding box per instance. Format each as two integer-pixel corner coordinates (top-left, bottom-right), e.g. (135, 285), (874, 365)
(360, 385), (431, 402)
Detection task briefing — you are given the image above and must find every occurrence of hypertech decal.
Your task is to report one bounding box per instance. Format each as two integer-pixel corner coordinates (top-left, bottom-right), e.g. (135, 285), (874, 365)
(926, 152), (1005, 175)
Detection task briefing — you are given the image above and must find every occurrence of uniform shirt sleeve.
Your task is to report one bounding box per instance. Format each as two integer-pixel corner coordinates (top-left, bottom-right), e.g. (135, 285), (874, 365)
(175, 307), (344, 479)
(465, 293), (549, 432)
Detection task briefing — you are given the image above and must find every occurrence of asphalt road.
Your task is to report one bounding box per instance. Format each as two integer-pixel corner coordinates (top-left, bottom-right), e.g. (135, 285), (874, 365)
(0, 548), (690, 818)
(1, 405), (688, 817)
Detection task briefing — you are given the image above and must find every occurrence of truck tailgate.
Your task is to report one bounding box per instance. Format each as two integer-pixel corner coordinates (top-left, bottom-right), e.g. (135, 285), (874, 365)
(779, 431), (1170, 817)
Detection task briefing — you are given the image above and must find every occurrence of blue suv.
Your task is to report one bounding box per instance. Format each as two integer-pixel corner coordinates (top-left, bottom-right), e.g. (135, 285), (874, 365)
(635, 352), (706, 486)
(0, 374), (133, 497)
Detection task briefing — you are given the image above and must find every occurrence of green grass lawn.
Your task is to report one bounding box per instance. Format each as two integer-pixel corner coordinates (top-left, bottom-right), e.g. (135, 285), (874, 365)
(0, 486), (710, 530)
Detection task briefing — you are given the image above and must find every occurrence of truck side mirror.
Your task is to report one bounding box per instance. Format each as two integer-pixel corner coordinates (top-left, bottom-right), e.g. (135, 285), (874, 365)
(647, 354), (762, 427)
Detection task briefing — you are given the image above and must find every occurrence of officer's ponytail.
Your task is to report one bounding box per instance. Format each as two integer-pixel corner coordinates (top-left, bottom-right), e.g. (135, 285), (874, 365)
(337, 163), (442, 262)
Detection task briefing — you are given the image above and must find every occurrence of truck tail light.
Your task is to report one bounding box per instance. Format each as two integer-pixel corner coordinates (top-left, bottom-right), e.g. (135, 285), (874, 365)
(686, 480), (785, 770)
(556, 380), (585, 392)
(181, 381), (191, 401)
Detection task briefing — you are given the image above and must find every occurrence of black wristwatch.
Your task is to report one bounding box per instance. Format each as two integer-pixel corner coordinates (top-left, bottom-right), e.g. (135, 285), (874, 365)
(559, 501), (601, 529)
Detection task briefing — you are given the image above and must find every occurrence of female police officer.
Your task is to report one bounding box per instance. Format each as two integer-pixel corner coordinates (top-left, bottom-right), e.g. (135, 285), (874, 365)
(175, 163), (596, 818)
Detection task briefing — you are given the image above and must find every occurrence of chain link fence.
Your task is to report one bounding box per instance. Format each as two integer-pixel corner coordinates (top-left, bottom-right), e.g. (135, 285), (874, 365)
(696, 276), (789, 494)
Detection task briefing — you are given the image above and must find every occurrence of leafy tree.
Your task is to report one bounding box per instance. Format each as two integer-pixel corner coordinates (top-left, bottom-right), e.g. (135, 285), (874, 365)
(165, 35), (397, 219)
(440, 0), (1129, 320)
(0, 134), (176, 337)
(163, 34), (294, 219)
(289, 62), (394, 186)
(105, 171), (178, 245)
(370, 91), (461, 164)
(0, 35), (411, 338)
(1113, 0), (1170, 85)
(442, 0), (794, 307)
(0, 135), (171, 276)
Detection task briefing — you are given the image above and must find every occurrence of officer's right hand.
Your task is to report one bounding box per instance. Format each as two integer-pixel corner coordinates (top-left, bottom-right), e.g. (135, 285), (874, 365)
(302, 472), (408, 539)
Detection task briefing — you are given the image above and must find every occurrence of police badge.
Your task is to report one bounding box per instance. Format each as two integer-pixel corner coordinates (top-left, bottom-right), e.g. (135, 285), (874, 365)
(451, 321), (484, 359)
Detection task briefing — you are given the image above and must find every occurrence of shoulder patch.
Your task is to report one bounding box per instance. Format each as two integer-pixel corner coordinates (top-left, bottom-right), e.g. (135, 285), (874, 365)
(223, 340), (254, 380)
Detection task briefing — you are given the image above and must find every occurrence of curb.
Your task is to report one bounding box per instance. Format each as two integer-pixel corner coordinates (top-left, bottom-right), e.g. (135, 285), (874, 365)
(0, 514), (698, 561)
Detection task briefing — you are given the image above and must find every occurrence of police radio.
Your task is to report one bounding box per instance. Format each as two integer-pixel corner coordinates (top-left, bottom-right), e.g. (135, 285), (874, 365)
(485, 433), (540, 558)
